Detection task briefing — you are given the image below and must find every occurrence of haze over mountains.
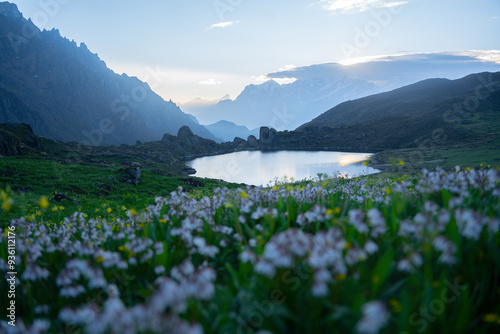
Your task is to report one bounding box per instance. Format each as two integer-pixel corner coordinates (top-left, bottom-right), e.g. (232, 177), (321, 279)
(0, 2), (216, 146)
(189, 53), (500, 131)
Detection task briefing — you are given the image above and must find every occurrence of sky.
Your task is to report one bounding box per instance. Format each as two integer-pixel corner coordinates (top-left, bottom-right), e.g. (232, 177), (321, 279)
(11, 0), (500, 104)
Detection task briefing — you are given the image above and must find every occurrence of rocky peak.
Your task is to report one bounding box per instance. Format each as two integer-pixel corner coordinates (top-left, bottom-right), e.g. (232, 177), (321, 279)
(0, 2), (21, 20)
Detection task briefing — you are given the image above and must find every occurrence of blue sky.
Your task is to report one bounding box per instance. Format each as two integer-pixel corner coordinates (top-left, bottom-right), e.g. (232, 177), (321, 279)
(11, 0), (500, 103)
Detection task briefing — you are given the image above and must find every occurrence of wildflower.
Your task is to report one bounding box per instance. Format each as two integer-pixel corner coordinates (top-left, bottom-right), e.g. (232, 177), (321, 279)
(483, 314), (499, 322)
(356, 301), (390, 334)
(239, 250), (256, 264)
(38, 196), (49, 209)
(154, 265), (166, 275)
(1, 198), (13, 211)
(364, 240), (379, 254)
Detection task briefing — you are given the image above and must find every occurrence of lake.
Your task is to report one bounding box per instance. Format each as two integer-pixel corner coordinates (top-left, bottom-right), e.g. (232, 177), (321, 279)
(188, 151), (380, 186)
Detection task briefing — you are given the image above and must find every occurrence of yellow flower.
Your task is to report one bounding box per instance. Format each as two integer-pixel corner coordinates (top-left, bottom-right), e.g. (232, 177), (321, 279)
(345, 241), (352, 249)
(363, 161), (368, 166)
(334, 207), (341, 214)
(0, 191), (7, 201)
(335, 274), (346, 281)
(38, 196), (50, 209)
(121, 206), (127, 210)
(107, 208), (112, 213)
(385, 187), (392, 195)
(240, 191), (248, 199)
(273, 186), (278, 191)
(326, 209), (334, 215)
(96, 256), (104, 263)
(129, 209), (136, 215)
(225, 202), (232, 208)
(59, 206), (65, 210)
(389, 299), (402, 313)
(2, 199), (13, 212)
(159, 218), (167, 223)
(51, 206), (58, 212)
(483, 314), (499, 323)
(398, 160), (405, 166)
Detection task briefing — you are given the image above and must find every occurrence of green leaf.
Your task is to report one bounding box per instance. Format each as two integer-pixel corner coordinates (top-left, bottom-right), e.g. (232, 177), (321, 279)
(371, 247), (394, 298)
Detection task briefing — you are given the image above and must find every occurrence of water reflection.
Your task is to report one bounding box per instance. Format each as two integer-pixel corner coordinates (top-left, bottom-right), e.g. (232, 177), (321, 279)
(188, 151), (380, 186)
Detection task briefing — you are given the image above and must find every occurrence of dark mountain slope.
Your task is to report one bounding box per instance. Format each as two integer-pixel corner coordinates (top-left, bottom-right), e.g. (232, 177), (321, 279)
(290, 72), (500, 150)
(0, 2), (216, 145)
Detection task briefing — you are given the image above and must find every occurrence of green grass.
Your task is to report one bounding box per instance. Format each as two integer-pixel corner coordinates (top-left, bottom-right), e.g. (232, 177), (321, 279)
(0, 157), (242, 226)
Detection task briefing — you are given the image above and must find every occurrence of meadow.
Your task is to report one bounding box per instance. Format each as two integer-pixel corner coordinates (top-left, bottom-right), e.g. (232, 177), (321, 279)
(1, 165), (500, 333)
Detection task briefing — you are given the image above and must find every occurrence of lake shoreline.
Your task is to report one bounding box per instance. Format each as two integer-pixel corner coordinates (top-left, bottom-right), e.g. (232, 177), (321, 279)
(188, 150), (381, 186)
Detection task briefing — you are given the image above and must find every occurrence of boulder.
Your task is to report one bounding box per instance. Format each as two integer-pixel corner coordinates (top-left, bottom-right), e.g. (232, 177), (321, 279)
(233, 137), (247, 149)
(177, 126), (199, 146)
(247, 135), (258, 147)
(119, 162), (142, 186)
(259, 126), (278, 145)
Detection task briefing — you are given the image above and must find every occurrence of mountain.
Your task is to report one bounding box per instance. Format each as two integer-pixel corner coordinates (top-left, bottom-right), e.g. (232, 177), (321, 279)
(205, 120), (259, 143)
(180, 94), (231, 117)
(287, 72), (499, 150)
(192, 52), (500, 130)
(0, 2), (216, 145)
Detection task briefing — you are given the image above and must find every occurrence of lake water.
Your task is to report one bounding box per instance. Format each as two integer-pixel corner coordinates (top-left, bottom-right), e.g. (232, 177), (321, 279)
(188, 151), (380, 186)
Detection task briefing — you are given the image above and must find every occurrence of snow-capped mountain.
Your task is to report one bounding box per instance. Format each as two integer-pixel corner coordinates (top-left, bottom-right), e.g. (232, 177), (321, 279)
(191, 52), (500, 130)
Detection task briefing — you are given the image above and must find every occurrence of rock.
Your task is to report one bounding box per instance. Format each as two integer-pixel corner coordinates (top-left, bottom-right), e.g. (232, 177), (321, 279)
(177, 126), (199, 146)
(181, 167), (197, 175)
(0, 129), (22, 156)
(119, 162), (142, 186)
(179, 177), (205, 188)
(233, 137), (247, 149)
(16, 187), (32, 193)
(247, 135), (258, 147)
(259, 127), (270, 142)
(99, 184), (111, 196)
(259, 126), (278, 145)
(161, 133), (176, 145)
(52, 192), (79, 205)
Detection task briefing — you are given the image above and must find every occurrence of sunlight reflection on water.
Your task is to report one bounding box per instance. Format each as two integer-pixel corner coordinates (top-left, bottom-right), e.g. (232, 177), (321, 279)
(188, 151), (380, 186)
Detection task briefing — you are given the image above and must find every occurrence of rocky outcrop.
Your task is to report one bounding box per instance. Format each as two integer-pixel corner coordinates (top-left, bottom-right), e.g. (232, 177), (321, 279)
(0, 129), (21, 156)
(0, 123), (42, 156)
(119, 162), (142, 186)
(247, 135), (258, 147)
(177, 126), (199, 146)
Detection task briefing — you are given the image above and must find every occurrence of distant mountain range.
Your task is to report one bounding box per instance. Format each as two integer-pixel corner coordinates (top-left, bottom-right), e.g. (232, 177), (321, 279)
(254, 72), (500, 151)
(205, 120), (258, 143)
(0, 2), (216, 145)
(191, 52), (500, 131)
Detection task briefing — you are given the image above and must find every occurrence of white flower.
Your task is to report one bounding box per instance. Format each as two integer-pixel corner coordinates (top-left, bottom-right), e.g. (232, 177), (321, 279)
(364, 240), (379, 254)
(356, 301), (390, 334)
(154, 265), (166, 275)
(255, 261), (276, 277)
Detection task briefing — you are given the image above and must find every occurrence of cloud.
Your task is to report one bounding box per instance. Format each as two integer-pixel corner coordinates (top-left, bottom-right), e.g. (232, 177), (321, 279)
(207, 21), (240, 30)
(320, 0), (408, 14)
(199, 78), (222, 85)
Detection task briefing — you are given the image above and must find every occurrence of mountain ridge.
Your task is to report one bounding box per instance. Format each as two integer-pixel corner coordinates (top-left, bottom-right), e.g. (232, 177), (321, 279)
(0, 2), (216, 145)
